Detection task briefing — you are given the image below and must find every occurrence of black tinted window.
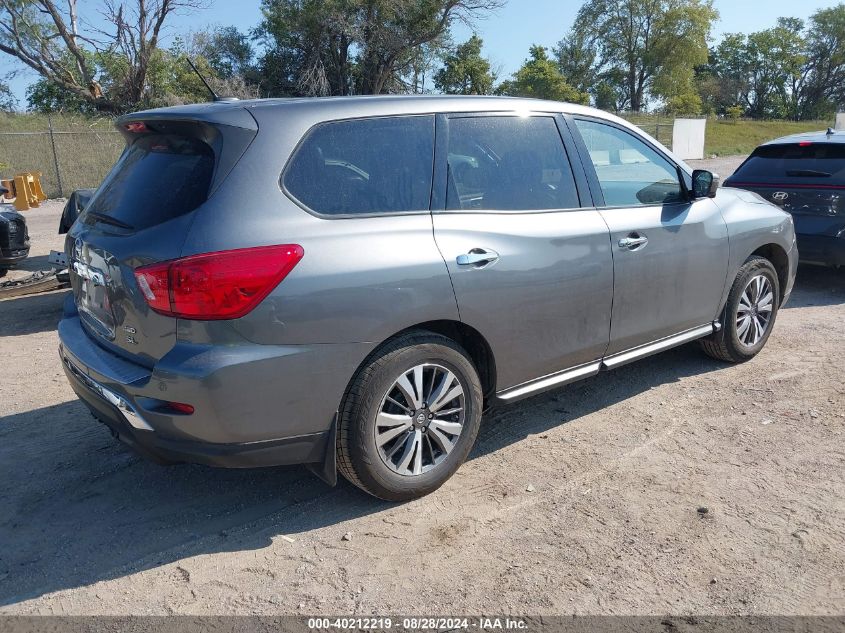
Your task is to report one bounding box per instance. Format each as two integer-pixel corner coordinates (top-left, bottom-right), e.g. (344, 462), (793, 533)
(284, 116), (435, 215)
(446, 116), (579, 211)
(733, 143), (845, 183)
(574, 119), (684, 206)
(85, 135), (214, 230)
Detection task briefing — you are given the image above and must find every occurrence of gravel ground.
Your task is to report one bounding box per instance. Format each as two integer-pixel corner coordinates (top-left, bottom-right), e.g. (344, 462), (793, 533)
(687, 156), (747, 180)
(1, 189), (843, 616)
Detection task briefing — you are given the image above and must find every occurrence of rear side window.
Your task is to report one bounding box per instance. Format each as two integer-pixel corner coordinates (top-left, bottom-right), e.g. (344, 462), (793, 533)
(284, 116), (435, 216)
(85, 135), (214, 230)
(446, 116), (579, 211)
(733, 143), (845, 183)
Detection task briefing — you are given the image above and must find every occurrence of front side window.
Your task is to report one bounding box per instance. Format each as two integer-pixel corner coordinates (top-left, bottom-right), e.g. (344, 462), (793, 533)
(284, 116), (435, 216)
(574, 119), (684, 207)
(446, 116), (579, 211)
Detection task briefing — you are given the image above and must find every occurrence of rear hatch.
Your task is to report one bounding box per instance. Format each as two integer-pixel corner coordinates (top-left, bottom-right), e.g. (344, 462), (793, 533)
(725, 141), (845, 236)
(65, 107), (257, 367)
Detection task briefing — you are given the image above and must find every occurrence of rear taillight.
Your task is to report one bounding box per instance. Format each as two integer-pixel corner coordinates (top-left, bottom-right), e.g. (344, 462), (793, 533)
(134, 245), (304, 320)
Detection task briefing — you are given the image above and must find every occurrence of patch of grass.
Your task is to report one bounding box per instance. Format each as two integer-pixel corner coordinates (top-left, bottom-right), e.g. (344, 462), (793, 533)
(704, 119), (830, 157)
(620, 113), (832, 157)
(0, 111), (116, 132)
(0, 112), (122, 198)
(0, 111), (837, 199)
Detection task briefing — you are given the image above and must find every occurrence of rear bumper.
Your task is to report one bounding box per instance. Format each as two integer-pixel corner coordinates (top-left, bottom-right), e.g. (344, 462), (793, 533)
(61, 349), (331, 468)
(58, 302), (372, 471)
(796, 233), (845, 267)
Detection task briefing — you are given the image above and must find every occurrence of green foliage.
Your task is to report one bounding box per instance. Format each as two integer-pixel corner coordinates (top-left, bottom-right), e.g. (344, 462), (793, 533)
(434, 35), (494, 95)
(26, 78), (95, 114)
(563, 0), (718, 112)
(0, 80), (17, 112)
(664, 92), (703, 116)
(726, 105), (744, 121)
(498, 45), (589, 104)
(257, 0), (502, 97)
(715, 21), (806, 119)
(703, 7), (845, 121)
(191, 27), (256, 80)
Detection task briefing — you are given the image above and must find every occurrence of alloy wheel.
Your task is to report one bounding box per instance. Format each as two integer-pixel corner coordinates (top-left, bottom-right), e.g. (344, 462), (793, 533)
(736, 274), (774, 347)
(375, 363), (466, 477)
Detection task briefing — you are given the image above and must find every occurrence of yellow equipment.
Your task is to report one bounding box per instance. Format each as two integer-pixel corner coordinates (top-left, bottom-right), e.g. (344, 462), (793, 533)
(0, 172), (48, 211)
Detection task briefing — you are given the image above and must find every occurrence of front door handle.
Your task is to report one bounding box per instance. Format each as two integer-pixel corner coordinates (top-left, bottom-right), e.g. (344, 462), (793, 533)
(618, 234), (649, 250)
(457, 248), (500, 267)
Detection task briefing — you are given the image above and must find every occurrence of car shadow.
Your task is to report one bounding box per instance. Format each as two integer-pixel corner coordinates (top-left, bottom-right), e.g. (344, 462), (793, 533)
(0, 342), (725, 607)
(783, 264), (844, 309)
(0, 288), (69, 336)
(2, 259), (837, 606)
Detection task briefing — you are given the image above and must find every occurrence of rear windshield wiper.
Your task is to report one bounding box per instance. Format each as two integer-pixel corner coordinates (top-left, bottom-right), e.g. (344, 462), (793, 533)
(786, 169), (832, 177)
(84, 211), (134, 230)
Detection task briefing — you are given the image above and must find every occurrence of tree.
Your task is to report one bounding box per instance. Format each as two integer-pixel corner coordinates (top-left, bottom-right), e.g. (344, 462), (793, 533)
(795, 4), (845, 119)
(434, 35), (494, 94)
(498, 45), (588, 103)
(404, 37), (450, 93)
(554, 29), (598, 95)
(257, 0), (503, 97)
(26, 77), (96, 112)
(0, 0), (207, 111)
(663, 91), (702, 115)
(0, 79), (18, 111)
(563, 0), (718, 112)
(708, 19), (811, 119)
(189, 26), (255, 80)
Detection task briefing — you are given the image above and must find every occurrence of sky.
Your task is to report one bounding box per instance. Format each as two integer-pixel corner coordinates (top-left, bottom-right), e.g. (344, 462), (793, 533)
(2, 0), (840, 105)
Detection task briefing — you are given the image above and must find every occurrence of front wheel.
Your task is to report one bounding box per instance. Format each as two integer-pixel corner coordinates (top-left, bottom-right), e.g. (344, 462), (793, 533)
(701, 256), (780, 363)
(336, 331), (483, 501)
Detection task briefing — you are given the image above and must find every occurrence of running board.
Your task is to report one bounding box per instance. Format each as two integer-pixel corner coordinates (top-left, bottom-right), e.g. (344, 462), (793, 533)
(494, 324), (715, 403)
(496, 361), (602, 402)
(601, 324), (715, 370)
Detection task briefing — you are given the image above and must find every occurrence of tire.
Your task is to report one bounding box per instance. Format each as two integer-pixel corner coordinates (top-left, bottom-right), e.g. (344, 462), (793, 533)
(701, 256), (780, 363)
(336, 330), (483, 501)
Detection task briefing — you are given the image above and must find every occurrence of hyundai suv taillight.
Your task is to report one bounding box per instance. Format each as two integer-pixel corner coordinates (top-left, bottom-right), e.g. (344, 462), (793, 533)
(134, 245), (304, 320)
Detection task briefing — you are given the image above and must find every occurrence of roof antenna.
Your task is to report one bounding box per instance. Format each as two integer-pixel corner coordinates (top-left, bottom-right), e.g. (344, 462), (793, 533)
(186, 57), (237, 102)
(827, 127), (836, 136)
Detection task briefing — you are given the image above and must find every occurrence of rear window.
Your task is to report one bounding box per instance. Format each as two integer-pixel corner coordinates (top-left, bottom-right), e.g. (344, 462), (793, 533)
(733, 143), (845, 183)
(283, 116), (435, 216)
(84, 135), (214, 230)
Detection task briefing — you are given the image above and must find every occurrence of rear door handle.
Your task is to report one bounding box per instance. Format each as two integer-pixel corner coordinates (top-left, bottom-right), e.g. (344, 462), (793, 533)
(618, 234), (648, 250)
(456, 248), (500, 267)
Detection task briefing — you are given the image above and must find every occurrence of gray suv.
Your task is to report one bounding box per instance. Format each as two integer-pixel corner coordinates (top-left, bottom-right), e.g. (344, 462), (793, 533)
(59, 96), (798, 501)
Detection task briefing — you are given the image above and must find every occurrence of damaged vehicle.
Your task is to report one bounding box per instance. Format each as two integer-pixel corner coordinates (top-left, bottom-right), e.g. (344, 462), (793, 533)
(0, 185), (30, 276)
(58, 96), (797, 501)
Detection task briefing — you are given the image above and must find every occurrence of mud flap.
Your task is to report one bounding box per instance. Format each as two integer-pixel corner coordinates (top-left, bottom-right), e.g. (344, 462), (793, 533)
(306, 415), (338, 487)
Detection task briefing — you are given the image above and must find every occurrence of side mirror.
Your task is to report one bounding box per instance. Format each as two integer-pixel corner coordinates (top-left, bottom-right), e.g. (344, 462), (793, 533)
(692, 169), (720, 199)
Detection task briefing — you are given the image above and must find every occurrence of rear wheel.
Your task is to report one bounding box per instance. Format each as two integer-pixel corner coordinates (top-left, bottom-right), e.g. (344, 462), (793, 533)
(701, 256), (780, 363)
(336, 331), (483, 501)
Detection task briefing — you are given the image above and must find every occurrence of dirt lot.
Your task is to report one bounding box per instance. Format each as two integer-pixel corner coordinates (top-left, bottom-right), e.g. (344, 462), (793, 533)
(1, 187), (843, 616)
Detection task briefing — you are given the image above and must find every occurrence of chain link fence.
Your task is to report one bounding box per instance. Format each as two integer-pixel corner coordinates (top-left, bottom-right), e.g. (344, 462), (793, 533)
(0, 117), (124, 199)
(0, 112), (685, 201)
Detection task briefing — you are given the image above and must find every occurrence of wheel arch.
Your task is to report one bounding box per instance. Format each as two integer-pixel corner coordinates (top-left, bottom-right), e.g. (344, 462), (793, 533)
(751, 243), (790, 305)
(342, 320), (498, 409)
